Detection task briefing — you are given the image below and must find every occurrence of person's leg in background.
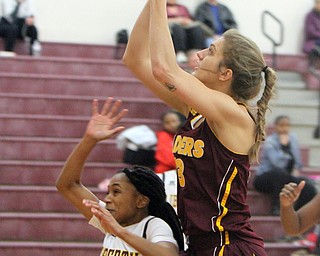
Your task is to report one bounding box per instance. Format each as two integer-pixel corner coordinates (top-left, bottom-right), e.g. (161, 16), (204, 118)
(169, 23), (188, 63)
(16, 18), (40, 55)
(293, 176), (317, 210)
(254, 170), (292, 215)
(185, 25), (206, 52)
(0, 18), (18, 52)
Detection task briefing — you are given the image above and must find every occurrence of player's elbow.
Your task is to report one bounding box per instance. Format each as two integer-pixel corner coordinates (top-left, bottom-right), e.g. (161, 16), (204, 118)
(55, 176), (77, 193)
(151, 62), (171, 83)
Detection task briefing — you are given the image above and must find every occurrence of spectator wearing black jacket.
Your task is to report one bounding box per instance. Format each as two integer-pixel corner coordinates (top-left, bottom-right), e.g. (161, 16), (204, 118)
(194, 0), (237, 46)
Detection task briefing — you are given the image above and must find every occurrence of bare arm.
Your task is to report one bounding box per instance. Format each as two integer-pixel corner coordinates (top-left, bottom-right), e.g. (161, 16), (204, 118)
(149, 0), (253, 149)
(280, 181), (320, 235)
(56, 99), (128, 220)
(84, 200), (178, 256)
(122, 1), (187, 115)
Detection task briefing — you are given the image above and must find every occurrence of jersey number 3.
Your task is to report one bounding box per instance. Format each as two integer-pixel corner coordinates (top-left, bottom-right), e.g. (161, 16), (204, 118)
(175, 158), (185, 187)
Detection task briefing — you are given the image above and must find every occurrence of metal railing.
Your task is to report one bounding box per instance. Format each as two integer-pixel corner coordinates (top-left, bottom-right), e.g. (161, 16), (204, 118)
(261, 11), (284, 69)
(309, 67), (320, 138)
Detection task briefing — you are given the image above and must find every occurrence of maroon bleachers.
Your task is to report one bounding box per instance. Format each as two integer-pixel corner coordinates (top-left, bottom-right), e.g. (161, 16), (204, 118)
(0, 42), (313, 256)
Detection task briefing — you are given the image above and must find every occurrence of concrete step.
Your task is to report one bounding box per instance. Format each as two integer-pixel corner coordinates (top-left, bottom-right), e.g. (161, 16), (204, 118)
(0, 114), (162, 138)
(0, 136), (123, 162)
(0, 92), (169, 119)
(0, 73), (154, 98)
(0, 212), (284, 242)
(0, 160), (126, 186)
(0, 56), (134, 77)
(0, 240), (306, 256)
(0, 185), (271, 215)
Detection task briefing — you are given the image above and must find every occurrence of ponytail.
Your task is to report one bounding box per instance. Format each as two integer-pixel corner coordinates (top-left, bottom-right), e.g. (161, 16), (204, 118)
(248, 67), (276, 163)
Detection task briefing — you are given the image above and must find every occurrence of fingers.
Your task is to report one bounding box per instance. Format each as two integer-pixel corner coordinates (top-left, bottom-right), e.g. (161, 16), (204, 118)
(98, 98), (128, 121)
(113, 108), (129, 124)
(280, 182), (305, 203)
(297, 180), (306, 192)
(101, 97), (114, 116)
(91, 99), (99, 116)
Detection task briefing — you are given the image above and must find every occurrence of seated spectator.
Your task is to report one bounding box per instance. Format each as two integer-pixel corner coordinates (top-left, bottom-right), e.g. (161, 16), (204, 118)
(303, 0), (320, 67)
(1, 0), (41, 55)
(0, 13), (17, 54)
(154, 110), (184, 174)
(166, 0), (209, 63)
(116, 124), (157, 168)
(194, 0), (237, 47)
(254, 115), (317, 215)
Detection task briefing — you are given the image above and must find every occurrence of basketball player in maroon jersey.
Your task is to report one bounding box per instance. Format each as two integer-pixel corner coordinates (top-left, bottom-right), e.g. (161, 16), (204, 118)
(122, 1), (276, 255)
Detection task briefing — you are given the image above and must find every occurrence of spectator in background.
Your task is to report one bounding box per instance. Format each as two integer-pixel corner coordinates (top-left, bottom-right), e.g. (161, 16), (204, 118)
(155, 110), (184, 174)
(194, 0), (237, 47)
(0, 17), (17, 53)
(254, 115), (317, 216)
(166, 0), (209, 63)
(1, 0), (41, 55)
(303, 0), (320, 67)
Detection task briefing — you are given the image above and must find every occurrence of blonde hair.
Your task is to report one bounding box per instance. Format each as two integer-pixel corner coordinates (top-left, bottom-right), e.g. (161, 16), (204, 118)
(222, 29), (277, 163)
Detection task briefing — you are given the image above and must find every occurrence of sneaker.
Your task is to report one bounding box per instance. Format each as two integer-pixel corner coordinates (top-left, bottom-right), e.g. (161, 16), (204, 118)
(32, 40), (42, 56)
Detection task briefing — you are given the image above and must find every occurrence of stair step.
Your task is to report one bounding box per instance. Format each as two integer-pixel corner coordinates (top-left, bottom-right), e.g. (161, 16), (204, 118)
(0, 212), (284, 242)
(0, 241), (101, 256)
(0, 240), (306, 256)
(0, 73), (154, 98)
(265, 242), (308, 256)
(0, 41), (122, 59)
(0, 56), (133, 77)
(0, 185), (271, 215)
(0, 137), (123, 162)
(250, 216), (285, 241)
(0, 92), (169, 119)
(0, 186), (106, 213)
(0, 212), (103, 241)
(0, 114), (162, 137)
(0, 160), (126, 186)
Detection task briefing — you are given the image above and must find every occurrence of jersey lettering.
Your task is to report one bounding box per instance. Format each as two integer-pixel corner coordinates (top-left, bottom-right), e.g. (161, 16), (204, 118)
(173, 135), (204, 158)
(175, 158), (185, 187)
(101, 248), (139, 256)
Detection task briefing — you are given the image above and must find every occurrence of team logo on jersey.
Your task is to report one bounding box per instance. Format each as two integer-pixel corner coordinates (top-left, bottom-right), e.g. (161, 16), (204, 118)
(172, 135), (204, 158)
(101, 248), (139, 256)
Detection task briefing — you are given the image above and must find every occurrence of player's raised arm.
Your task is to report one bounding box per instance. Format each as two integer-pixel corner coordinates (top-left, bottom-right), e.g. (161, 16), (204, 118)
(56, 98), (127, 220)
(122, 1), (188, 115)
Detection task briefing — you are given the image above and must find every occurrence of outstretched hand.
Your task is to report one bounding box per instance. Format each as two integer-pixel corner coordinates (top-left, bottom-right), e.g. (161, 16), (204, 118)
(279, 181), (305, 208)
(85, 98), (128, 142)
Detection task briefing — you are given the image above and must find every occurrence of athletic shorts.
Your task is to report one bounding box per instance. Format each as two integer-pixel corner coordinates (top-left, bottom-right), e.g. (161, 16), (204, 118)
(186, 240), (267, 256)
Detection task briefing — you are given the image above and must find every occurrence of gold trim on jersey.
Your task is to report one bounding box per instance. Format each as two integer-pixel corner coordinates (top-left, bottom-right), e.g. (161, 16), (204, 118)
(215, 166), (238, 245)
(218, 245), (225, 256)
(189, 108), (198, 116)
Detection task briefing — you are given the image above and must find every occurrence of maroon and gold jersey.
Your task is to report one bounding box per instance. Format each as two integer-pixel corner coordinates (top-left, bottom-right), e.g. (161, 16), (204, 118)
(173, 110), (264, 250)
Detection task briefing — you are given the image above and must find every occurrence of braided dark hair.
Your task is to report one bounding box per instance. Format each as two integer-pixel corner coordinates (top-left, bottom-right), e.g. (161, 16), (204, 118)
(122, 166), (184, 251)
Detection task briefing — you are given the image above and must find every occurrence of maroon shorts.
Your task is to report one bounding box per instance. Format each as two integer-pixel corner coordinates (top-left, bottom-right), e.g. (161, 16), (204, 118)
(186, 240), (267, 256)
